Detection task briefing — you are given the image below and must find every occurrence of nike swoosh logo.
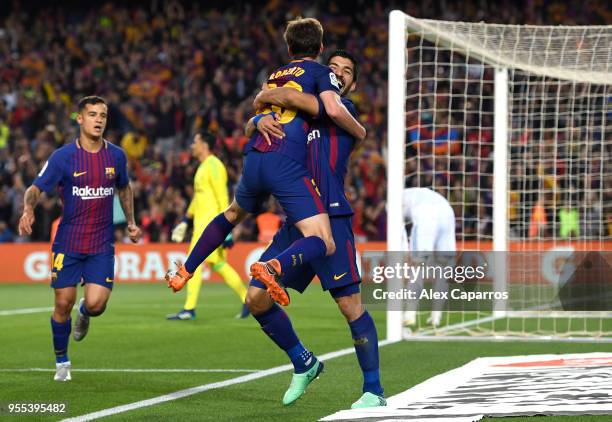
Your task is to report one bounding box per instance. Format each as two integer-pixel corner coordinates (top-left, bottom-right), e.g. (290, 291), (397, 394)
(333, 272), (348, 281)
(73, 171), (87, 177)
(105, 277), (113, 283)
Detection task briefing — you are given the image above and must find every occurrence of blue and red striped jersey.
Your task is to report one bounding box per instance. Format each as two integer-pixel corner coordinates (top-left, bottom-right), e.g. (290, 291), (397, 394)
(33, 140), (129, 254)
(245, 59), (340, 165)
(307, 97), (357, 217)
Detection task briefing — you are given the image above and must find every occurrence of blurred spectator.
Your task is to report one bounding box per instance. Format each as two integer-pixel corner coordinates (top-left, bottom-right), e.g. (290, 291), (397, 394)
(0, 0), (608, 244)
(256, 198), (282, 243)
(0, 221), (12, 242)
(121, 128), (148, 162)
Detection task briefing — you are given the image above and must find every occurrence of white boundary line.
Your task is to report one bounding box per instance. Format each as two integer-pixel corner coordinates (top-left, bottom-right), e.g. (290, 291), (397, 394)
(61, 339), (397, 422)
(0, 307), (54, 316)
(0, 368), (259, 373)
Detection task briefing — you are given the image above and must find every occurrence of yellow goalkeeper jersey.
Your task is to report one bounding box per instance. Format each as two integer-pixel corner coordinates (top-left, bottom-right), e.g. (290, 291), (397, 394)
(187, 155), (229, 230)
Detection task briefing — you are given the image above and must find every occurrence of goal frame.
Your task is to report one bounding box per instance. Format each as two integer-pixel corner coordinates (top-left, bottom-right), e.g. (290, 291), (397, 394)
(385, 10), (611, 342)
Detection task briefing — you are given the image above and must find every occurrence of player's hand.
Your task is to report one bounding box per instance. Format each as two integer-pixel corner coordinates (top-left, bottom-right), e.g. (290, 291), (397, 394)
(18, 209), (35, 236)
(253, 92), (266, 111)
(253, 85), (272, 111)
(257, 114), (284, 145)
(165, 261), (193, 293)
(126, 223), (142, 243)
(222, 232), (234, 249)
(171, 221), (188, 242)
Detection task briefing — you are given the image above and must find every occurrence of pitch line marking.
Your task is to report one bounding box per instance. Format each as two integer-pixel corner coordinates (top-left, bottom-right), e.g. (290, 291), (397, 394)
(61, 339), (397, 422)
(0, 306), (54, 316)
(0, 368), (260, 374)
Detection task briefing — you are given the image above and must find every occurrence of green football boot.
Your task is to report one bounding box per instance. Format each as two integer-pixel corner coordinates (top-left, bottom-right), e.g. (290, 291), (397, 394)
(351, 392), (387, 409)
(282, 360), (324, 405)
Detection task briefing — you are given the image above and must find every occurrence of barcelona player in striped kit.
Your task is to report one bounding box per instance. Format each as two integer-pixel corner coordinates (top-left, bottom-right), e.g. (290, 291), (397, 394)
(166, 18), (365, 308)
(18, 96), (141, 381)
(245, 51), (385, 408)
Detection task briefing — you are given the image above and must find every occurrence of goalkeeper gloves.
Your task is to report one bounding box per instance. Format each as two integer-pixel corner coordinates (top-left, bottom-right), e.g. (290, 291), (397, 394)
(171, 222), (188, 242)
(171, 216), (192, 242)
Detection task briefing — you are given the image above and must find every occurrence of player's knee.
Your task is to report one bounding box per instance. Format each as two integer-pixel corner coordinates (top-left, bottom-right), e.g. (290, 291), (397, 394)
(335, 295), (363, 322)
(246, 287), (273, 315)
(54, 299), (75, 319)
(224, 201), (248, 224)
(84, 300), (107, 317)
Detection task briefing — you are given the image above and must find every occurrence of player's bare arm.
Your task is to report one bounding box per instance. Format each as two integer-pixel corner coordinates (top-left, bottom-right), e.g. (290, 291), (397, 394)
(245, 114), (284, 144)
(117, 183), (141, 243)
(250, 82), (317, 142)
(319, 91), (365, 141)
(249, 89), (320, 142)
(254, 88), (320, 116)
(18, 185), (42, 236)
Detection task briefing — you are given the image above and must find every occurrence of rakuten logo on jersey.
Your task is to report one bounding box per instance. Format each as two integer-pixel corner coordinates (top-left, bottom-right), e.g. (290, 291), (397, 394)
(72, 186), (114, 200)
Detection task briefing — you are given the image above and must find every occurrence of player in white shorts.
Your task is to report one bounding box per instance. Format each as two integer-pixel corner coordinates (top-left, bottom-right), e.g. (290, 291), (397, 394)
(401, 188), (456, 327)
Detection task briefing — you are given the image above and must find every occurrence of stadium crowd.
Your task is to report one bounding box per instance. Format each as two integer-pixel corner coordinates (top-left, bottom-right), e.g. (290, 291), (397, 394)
(0, 0), (609, 244)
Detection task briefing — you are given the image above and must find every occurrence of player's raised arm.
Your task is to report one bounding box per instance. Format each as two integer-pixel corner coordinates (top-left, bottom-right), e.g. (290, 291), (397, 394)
(318, 90), (365, 141)
(254, 88), (320, 117)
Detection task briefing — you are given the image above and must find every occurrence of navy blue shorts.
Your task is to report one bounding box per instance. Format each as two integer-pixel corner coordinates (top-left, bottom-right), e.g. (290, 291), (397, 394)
(235, 151), (325, 224)
(250, 216), (360, 298)
(50, 247), (114, 290)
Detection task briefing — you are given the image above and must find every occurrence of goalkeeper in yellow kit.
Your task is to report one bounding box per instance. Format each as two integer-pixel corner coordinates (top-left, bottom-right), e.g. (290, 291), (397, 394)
(167, 132), (249, 320)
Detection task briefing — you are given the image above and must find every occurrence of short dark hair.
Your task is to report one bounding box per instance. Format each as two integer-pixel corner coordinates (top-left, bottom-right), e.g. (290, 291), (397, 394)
(197, 131), (216, 150)
(284, 18), (324, 59)
(327, 50), (359, 82)
(78, 95), (107, 111)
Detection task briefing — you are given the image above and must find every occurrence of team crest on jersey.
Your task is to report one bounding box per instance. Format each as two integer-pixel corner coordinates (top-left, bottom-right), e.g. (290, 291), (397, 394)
(105, 167), (115, 179)
(329, 72), (340, 90)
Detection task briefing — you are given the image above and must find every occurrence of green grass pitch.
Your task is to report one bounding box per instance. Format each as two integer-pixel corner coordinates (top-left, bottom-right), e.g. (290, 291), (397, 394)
(0, 283), (610, 421)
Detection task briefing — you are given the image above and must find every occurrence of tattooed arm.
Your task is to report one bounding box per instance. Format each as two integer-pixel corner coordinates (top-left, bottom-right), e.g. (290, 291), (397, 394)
(117, 183), (141, 243)
(18, 185), (42, 236)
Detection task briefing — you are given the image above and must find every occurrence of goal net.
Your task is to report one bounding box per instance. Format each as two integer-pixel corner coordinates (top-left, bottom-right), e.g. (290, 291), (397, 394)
(386, 11), (612, 342)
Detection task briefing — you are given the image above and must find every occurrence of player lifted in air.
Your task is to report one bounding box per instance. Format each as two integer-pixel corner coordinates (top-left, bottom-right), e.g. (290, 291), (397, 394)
(167, 132), (249, 320)
(402, 187), (457, 328)
(244, 50), (385, 409)
(166, 18), (365, 307)
(18, 96), (141, 381)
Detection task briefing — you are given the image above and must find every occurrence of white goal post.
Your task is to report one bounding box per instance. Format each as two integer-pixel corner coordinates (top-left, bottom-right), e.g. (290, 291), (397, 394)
(386, 11), (611, 342)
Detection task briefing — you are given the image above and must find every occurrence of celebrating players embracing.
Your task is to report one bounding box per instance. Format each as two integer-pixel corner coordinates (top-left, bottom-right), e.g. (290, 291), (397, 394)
(166, 18), (365, 307)
(18, 96), (141, 381)
(245, 51), (386, 408)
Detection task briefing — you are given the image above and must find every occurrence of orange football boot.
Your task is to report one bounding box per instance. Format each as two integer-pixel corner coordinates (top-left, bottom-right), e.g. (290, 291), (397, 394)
(249, 259), (290, 306)
(165, 262), (193, 293)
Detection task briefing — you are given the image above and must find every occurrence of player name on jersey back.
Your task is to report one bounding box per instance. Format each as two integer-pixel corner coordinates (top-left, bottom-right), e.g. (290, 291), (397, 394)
(245, 60), (340, 166)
